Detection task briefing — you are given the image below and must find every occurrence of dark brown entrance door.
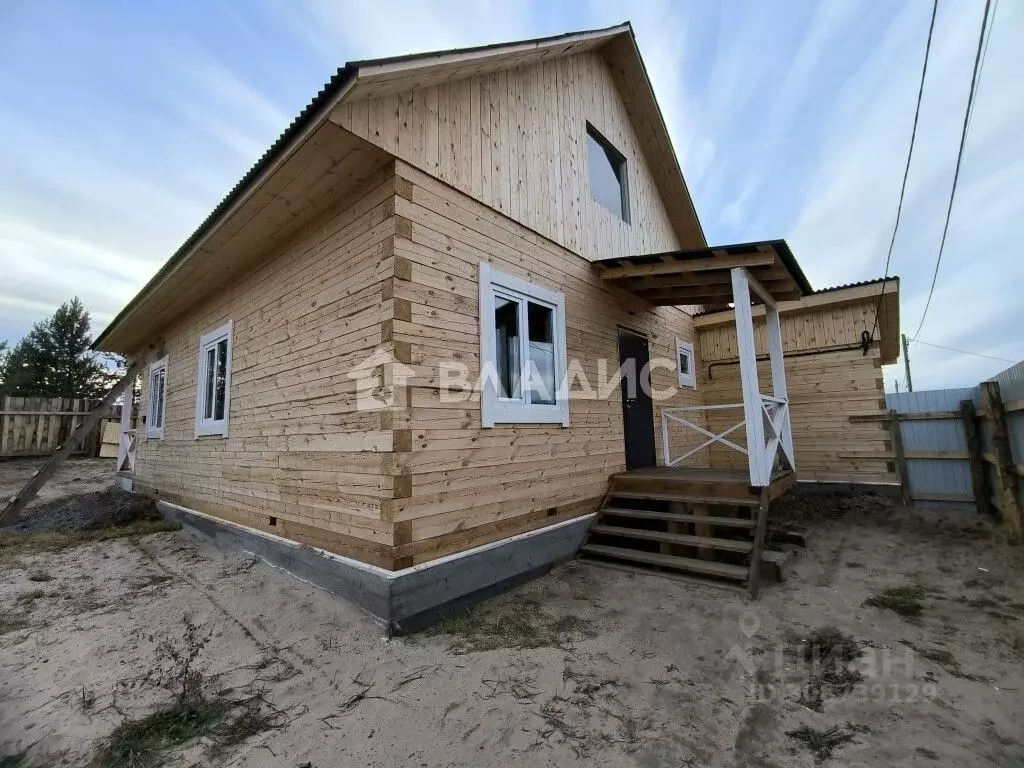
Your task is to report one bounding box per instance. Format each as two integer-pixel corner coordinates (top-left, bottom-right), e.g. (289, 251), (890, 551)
(617, 329), (656, 470)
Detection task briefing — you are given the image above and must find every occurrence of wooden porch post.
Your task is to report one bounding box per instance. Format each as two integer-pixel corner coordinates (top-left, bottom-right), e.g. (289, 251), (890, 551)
(117, 372), (135, 473)
(731, 267), (769, 486)
(765, 304), (795, 470)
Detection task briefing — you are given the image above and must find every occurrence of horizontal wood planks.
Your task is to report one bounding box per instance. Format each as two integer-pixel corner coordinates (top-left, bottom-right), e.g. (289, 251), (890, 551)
(332, 50), (702, 264)
(133, 161), (709, 570)
(132, 170), (401, 564)
(387, 162), (705, 565)
(698, 296), (895, 484)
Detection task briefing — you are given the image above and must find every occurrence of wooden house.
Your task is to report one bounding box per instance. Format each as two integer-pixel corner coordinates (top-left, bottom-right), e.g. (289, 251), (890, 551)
(94, 24), (899, 626)
(695, 278), (900, 486)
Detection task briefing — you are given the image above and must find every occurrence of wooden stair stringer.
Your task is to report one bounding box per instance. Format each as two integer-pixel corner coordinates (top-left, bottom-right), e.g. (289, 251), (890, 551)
(579, 474), (773, 594)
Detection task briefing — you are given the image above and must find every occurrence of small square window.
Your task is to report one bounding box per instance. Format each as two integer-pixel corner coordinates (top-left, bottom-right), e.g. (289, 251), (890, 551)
(147, 356), (168, 439)
(195, 321), (232, 437)
(586, 123), (629, 223)
(480, 264), (569, 427)
(676, 339), (696, 389)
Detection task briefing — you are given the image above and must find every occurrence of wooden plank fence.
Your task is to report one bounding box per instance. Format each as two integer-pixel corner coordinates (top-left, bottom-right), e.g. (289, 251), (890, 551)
(0, 396), (117, 458)
(885, 366), (1024, 543)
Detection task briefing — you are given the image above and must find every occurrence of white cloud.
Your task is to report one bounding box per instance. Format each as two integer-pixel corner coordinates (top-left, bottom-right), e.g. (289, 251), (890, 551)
(0, 0), (1019, 391)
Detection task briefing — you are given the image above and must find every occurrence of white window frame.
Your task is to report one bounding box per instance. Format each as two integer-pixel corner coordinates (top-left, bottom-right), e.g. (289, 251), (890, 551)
(146, 356), (168, 439)
(676, 338), (696, 389)
(194, 321), (233, 437)
(479, 264), (569, 428)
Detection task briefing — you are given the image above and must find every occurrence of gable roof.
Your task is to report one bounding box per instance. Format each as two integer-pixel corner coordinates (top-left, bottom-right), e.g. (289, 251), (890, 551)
(95, 22), (703, 351)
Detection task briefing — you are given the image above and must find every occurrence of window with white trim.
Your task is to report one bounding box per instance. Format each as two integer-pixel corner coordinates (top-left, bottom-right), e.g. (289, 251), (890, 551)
(195, 321), (232, 437)
(147, 356), (168, 439)
(676, 339), (696, 389)
(479, 264), (569, 427)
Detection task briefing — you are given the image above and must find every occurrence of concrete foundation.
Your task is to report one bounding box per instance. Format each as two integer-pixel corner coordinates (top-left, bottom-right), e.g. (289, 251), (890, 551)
(155, 500), (594, 634)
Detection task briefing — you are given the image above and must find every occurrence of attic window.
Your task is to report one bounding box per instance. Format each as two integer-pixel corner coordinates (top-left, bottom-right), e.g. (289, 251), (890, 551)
(586, 123), (629, 223)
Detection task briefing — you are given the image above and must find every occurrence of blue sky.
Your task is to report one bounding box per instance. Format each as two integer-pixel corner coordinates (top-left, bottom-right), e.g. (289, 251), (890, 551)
(1, 0), (1021, 389)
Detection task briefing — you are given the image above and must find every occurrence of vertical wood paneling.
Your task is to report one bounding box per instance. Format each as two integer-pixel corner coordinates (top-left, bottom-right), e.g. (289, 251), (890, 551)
(333, 51), (690, 263)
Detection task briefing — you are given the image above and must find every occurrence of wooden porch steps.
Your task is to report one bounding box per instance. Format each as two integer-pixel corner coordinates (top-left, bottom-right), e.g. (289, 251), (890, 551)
(579, 544), (749, 580)
(607, 491), (760, 507)
(599, 507), (757, 528)
(589, 525), (754, 553)
(579, 468), (795, 596)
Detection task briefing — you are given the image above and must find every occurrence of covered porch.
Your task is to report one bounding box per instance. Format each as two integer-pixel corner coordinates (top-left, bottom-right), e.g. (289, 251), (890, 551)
(595, 240), (812, 489)
(580, 241), (812, 595)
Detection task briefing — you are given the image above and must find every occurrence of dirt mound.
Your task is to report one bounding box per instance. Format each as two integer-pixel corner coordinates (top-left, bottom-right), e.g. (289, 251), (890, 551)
(773, 489), (899, 527)
(773, 488), (995, 540)
(3, 487), (162, 534)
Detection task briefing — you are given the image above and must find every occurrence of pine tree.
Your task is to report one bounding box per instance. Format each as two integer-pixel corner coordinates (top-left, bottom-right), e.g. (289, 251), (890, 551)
(0, 298), (118, 397)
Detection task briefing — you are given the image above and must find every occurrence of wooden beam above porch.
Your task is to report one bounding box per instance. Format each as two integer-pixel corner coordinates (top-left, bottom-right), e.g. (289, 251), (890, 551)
(593, 240), (812, 308)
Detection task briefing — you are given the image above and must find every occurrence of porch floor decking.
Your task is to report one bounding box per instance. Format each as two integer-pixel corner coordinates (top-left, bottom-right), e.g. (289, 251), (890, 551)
(612, 466), (796, 501)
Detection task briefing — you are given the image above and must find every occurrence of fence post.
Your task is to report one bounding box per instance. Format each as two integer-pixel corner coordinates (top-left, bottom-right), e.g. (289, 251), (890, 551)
(0, 395), (7, 456)
(980, 381), (1023, 542)
(889, 409), (911, 506)
(960, 399), (990, 517)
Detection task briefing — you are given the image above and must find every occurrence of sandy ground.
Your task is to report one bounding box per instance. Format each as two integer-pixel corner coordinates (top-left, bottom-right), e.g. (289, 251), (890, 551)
(1, 458), (1023, 767)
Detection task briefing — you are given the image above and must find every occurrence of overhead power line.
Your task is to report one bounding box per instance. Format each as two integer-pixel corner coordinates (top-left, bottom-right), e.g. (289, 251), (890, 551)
(911, 0), (994, 340)
(869, 0), (938, 345)
(911, 338), (1016, 364)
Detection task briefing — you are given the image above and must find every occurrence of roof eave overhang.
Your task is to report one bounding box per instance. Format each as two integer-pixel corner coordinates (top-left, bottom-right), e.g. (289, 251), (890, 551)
(594, 240), (812, 307)
(94, 21), (702, 351)
(93, 66), (363, 352)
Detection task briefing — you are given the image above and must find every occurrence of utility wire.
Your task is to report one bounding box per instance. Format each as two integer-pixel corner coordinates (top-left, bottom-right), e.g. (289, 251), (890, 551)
(910, 338), (1016, 364)
(966, 0), (999, 139)
(911, 0), (994, 340)
(869, 0), (938, 347)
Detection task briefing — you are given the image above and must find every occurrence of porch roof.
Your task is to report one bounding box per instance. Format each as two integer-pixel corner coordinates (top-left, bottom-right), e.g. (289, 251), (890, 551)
(592, 239), (812, 306)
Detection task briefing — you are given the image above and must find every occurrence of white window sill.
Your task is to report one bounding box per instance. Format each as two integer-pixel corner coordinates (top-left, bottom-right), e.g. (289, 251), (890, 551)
(485, 402), (569, 427)
(146, 428), (164, 440)
(195, 422), (228, 438)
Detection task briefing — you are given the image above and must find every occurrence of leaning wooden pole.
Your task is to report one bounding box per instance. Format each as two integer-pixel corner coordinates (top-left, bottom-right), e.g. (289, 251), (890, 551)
(0, 358), (146, 526)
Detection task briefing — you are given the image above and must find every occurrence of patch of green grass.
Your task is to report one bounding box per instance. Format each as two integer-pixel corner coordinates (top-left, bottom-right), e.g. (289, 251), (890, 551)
(793, 627), (863, 711)
(92, 695), (231, 768)
(863, 585), (930, 620)
(0, 520), (178, 568)
(787, 724), (855, 762)
(92, 690), (283, 768)
(206, 697), (283, 761)
(423, 604), (599, 654)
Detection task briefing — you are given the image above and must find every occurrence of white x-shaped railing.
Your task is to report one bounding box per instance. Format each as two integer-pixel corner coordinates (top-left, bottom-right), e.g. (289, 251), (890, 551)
(759, 394), (795, 471)
(661, 395), (794, 482)
(662, 403), (748, 467)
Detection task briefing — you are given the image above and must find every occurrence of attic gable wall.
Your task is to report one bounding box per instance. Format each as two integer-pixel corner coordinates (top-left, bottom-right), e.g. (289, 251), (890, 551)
(331, 51), (696, 262)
